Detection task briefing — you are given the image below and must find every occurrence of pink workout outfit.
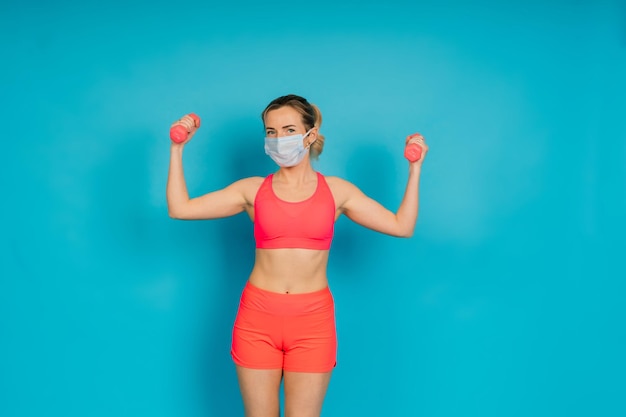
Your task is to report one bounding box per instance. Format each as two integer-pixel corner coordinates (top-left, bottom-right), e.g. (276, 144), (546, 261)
(231, 172), (337, 372)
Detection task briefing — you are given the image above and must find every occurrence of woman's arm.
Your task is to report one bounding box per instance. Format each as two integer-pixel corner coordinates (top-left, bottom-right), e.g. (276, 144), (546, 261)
(335, 135), (428, 237)
(167, 145), (255, 220)
(166, 115), (255, 220)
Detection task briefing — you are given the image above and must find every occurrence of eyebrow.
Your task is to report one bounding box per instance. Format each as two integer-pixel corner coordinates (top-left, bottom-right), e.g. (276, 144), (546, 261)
(266, 124), (296, 130)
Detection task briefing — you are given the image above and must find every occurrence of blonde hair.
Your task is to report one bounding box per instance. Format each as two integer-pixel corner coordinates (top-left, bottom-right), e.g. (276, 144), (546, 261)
(262, 94), (325, 159)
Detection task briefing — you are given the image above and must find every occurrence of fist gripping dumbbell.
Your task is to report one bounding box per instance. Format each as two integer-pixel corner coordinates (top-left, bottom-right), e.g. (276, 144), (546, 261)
(170, 113), (201, 143)
(404, 133), (424, 162)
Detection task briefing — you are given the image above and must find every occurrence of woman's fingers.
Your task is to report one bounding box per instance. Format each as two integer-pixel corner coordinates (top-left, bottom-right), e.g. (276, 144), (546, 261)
(171, 115), (197, 130)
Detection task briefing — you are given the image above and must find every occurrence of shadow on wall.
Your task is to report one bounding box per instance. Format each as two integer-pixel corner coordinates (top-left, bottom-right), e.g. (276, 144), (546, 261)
(330, 140), (398, 285)
(90, 129), (157, 262)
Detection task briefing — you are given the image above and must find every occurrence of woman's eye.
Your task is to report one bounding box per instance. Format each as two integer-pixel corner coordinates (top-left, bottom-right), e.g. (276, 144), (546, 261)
(287, 129), (295, 133)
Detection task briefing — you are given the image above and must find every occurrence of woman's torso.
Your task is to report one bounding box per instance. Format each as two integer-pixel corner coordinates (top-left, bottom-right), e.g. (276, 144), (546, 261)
(240, 172), (341, 294)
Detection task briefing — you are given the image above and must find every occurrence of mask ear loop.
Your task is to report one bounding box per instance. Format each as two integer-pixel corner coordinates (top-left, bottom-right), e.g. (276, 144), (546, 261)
(303, 128), (317, 149)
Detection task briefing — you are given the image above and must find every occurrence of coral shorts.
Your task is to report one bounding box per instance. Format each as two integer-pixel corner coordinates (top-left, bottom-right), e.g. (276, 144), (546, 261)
(231, 282), (337, 373)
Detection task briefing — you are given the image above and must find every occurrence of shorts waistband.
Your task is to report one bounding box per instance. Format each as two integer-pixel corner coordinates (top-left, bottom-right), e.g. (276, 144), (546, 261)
(241, 281), (334, 315)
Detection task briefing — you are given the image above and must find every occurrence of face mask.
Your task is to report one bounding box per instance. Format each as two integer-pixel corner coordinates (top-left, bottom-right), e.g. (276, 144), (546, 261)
(264, 129), (313, 167)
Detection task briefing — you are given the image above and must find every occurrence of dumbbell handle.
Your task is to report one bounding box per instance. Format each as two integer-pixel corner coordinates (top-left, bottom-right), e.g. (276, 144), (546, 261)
(170, 113), (201, 143)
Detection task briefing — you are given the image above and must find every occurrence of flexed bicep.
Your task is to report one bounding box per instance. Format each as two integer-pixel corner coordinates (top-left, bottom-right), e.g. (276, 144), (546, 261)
(169, 177), (261, 221)
(343, 191), (409, 237)
(332, 179), (407, 237)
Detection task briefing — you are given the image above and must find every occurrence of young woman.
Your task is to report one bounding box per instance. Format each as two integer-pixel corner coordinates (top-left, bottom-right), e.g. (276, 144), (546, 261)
(167, 94), (428, 417)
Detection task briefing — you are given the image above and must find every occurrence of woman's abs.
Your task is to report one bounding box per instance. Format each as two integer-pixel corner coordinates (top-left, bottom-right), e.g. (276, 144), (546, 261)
(248, 248), (330, 294)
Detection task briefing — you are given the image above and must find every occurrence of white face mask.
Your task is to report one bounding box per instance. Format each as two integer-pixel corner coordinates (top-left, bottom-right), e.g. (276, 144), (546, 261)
(264, 129), (314, 167)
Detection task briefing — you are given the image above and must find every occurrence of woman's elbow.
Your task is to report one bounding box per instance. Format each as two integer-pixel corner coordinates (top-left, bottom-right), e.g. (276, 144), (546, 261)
(395, 223), (416, 238)
(168, 206), (188, 220)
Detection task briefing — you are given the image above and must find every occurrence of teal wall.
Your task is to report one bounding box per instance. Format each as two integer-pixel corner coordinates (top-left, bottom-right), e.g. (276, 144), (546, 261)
(1, 1), (625, 416)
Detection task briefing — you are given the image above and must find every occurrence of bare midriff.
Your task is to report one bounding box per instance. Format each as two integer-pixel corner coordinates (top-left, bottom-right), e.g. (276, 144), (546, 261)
(249, 248), (330, 294)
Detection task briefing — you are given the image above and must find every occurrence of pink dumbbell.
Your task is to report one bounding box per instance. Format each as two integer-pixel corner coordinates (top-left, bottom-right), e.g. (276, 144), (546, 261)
(404, 134), (423, 162)
(170, 113), (201, 143)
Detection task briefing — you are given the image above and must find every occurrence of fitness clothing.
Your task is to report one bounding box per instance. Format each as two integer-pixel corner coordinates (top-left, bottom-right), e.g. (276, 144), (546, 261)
(254, 172), (335, 250)
(231, 282), (337, 373)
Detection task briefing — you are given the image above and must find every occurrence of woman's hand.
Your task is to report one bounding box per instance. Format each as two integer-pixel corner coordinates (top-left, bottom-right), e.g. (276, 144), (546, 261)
(406, 133), (429, 165)
(170, 114), (200, 146)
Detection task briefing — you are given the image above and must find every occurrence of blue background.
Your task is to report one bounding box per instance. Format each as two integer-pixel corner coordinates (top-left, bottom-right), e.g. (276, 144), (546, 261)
(1, 0), (625, 416)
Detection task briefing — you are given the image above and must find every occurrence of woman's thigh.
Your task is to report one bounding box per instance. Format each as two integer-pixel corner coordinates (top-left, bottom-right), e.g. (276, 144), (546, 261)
(236, 365), (283, 417)
(283, 371), (333, 417)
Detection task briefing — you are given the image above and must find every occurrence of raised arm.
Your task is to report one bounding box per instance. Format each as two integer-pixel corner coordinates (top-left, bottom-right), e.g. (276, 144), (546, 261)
(334, 134), (428, 237)
(166, 115), (258, 220)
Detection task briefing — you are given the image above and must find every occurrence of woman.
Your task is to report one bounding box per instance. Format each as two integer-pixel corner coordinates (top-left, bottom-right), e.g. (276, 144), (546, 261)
(167, 94), (428, 417)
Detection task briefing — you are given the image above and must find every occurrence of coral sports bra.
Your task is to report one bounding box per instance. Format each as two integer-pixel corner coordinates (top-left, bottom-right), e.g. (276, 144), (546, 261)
(254, 172), (335, 250)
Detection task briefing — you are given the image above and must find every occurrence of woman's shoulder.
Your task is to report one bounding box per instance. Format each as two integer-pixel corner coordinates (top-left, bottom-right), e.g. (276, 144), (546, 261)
(321, 174), (354, 189)
(232, 176), (266, 190)
(227, 176), (267, 205)
(320, 175), (361, 205)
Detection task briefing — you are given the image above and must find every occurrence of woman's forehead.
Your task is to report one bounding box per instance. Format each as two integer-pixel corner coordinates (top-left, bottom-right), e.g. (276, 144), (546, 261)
(264, 106), (302, 126)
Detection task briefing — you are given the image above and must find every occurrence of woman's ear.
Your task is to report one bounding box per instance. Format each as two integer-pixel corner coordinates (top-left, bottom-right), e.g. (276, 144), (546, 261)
(305, 127), (318, 148)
